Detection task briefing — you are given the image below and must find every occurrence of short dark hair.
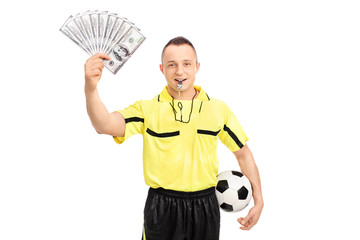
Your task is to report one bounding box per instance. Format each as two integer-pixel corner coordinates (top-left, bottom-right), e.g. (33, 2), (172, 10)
(161, 36), (198, 63)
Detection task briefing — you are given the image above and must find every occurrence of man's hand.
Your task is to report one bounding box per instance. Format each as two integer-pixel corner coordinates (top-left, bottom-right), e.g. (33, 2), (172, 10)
(237, 203), (263, 230)
(84, 53), (111, 93)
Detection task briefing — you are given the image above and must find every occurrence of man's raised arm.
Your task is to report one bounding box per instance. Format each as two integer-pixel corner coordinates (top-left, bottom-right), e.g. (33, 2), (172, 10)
(84, 53), (125, 137)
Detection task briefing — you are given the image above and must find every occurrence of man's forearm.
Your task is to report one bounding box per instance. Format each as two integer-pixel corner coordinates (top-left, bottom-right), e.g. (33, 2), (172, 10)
(85, 88), (112, 133)
(241, 160), (263, 205)
(236, 147), (263, 205)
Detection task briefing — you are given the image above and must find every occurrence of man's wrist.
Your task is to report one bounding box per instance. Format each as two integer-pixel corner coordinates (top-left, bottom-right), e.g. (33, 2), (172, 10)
(84, 85), (98, 96)
(253, 192), (264, 207)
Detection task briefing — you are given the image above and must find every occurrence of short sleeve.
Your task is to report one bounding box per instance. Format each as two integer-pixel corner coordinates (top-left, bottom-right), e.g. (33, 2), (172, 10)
(113, 101), (144, 144)
(218, 103), (249, 152)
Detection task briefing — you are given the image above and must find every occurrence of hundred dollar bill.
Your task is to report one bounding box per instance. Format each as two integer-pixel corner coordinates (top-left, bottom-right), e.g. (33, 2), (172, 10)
(98, 11), (109, 54)
(72, 11), (96, 54)
(78, 11), (96, 54)
(103, 26), (145, 74)
(100, 13), (117, 53)
(60, 15), (93, 55)
(103, 17), (133, 55)
(66, 13), (93, 54)
(90, 10), (100, 52)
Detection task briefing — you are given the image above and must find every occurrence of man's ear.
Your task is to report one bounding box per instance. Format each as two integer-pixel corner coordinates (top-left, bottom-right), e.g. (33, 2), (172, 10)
(160, 64), (164, 74)
(196, 62), (200, 73)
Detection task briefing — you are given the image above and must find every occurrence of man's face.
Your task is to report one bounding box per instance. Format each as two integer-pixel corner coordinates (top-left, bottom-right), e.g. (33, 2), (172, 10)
(160, 44), (200, 98)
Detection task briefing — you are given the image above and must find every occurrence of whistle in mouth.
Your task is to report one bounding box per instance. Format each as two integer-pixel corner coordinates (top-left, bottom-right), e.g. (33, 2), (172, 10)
(177, 81), (183, 90)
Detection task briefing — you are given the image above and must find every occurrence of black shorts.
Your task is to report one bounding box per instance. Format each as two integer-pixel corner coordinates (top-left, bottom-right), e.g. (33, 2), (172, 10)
(142, 187), (220, 240)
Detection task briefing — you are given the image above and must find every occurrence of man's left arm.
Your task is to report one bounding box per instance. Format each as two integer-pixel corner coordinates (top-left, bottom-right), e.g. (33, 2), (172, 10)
(233, 144), (264, 230)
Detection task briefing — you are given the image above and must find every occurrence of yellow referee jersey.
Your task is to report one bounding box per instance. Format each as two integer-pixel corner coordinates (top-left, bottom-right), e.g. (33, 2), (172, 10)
(114, 85), (248, 192)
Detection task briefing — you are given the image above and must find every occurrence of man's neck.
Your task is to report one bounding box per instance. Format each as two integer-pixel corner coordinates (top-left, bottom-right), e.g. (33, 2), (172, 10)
(167, 87), (198, 100)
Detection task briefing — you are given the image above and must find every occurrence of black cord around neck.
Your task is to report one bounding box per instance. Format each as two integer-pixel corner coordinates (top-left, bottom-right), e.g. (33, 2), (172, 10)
(169, 88), (197, 123)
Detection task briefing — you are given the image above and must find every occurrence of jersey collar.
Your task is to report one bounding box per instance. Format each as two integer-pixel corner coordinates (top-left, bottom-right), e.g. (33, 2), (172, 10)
(157, 85), (210, 102)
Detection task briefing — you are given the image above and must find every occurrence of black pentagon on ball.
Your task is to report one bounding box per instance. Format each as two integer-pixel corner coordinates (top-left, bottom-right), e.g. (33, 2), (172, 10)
(220, 202), (233, 212)
(238, 186), (249, 200)
(216, 180), (229, 193)
(232, 171), (244, 178)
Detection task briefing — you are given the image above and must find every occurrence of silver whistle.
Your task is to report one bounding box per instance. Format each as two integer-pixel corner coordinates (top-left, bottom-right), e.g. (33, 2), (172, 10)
(176, 80), (184, 100)
(177, 81), (183, 91)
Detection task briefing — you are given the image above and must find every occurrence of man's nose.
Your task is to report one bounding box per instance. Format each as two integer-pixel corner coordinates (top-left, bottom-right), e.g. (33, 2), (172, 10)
(176, 65), (184, 75)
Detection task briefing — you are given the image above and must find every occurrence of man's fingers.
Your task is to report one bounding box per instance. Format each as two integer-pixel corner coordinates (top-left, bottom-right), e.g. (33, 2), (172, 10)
(237, 217), (245, 225)
(90, 58), (105, 64)
(89, 68), (102, 77)
(240, 226), (251, 230)
(92, 53), (111, 60)
(237, 217), (248, 228)
(238, 213), (251, 225)
(85, 54), (110, 70)
(86, 54), (110, 66)
(238, 217), (253, 230)
(238, 211), (258, 231)
(243, 213), (252, 223)
(90, 62), (104, 71)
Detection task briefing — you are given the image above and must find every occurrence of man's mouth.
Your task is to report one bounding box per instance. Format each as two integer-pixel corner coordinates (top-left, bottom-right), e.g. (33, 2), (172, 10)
(176, 78), (187, 82)
(176, 79), (187, 90)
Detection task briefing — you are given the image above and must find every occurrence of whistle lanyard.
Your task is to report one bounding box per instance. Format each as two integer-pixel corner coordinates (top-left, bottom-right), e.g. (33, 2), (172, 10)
(169, 88), (197, 124)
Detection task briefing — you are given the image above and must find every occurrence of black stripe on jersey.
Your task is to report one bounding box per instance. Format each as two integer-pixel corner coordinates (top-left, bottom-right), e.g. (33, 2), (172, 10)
(146, 128), (180, 138)
(125, 117), (144, 123)
(206, 93), (210, 100)
(199, 101), (203, 113)
(223, 125), (244, 148)
(197, 129), (221, 136)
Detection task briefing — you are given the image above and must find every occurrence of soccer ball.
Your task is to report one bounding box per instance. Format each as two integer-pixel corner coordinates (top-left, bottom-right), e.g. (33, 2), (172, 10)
(215, 170), (252, 212)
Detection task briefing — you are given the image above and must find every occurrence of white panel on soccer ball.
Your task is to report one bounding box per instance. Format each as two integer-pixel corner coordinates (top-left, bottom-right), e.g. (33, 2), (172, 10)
(217, 170), (232, 181)
(233, 199), (249, 212)
(222, 188), (239, 205)
(215, 190), (224, 205)
(227, 175), (244, 190)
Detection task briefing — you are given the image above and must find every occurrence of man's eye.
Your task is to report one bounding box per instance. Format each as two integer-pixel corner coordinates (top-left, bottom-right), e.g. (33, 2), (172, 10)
(185, 63), (191, 66)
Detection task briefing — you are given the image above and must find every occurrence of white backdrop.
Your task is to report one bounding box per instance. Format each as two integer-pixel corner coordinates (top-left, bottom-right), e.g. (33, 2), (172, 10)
(1, 0), (359, 239)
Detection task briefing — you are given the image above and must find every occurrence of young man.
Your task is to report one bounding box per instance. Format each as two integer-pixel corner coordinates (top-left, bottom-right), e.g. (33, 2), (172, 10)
(84, 37), (263, 240)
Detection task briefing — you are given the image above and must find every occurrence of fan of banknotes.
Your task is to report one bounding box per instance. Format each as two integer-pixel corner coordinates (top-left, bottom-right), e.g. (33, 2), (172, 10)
(60, 10), (146, 74)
